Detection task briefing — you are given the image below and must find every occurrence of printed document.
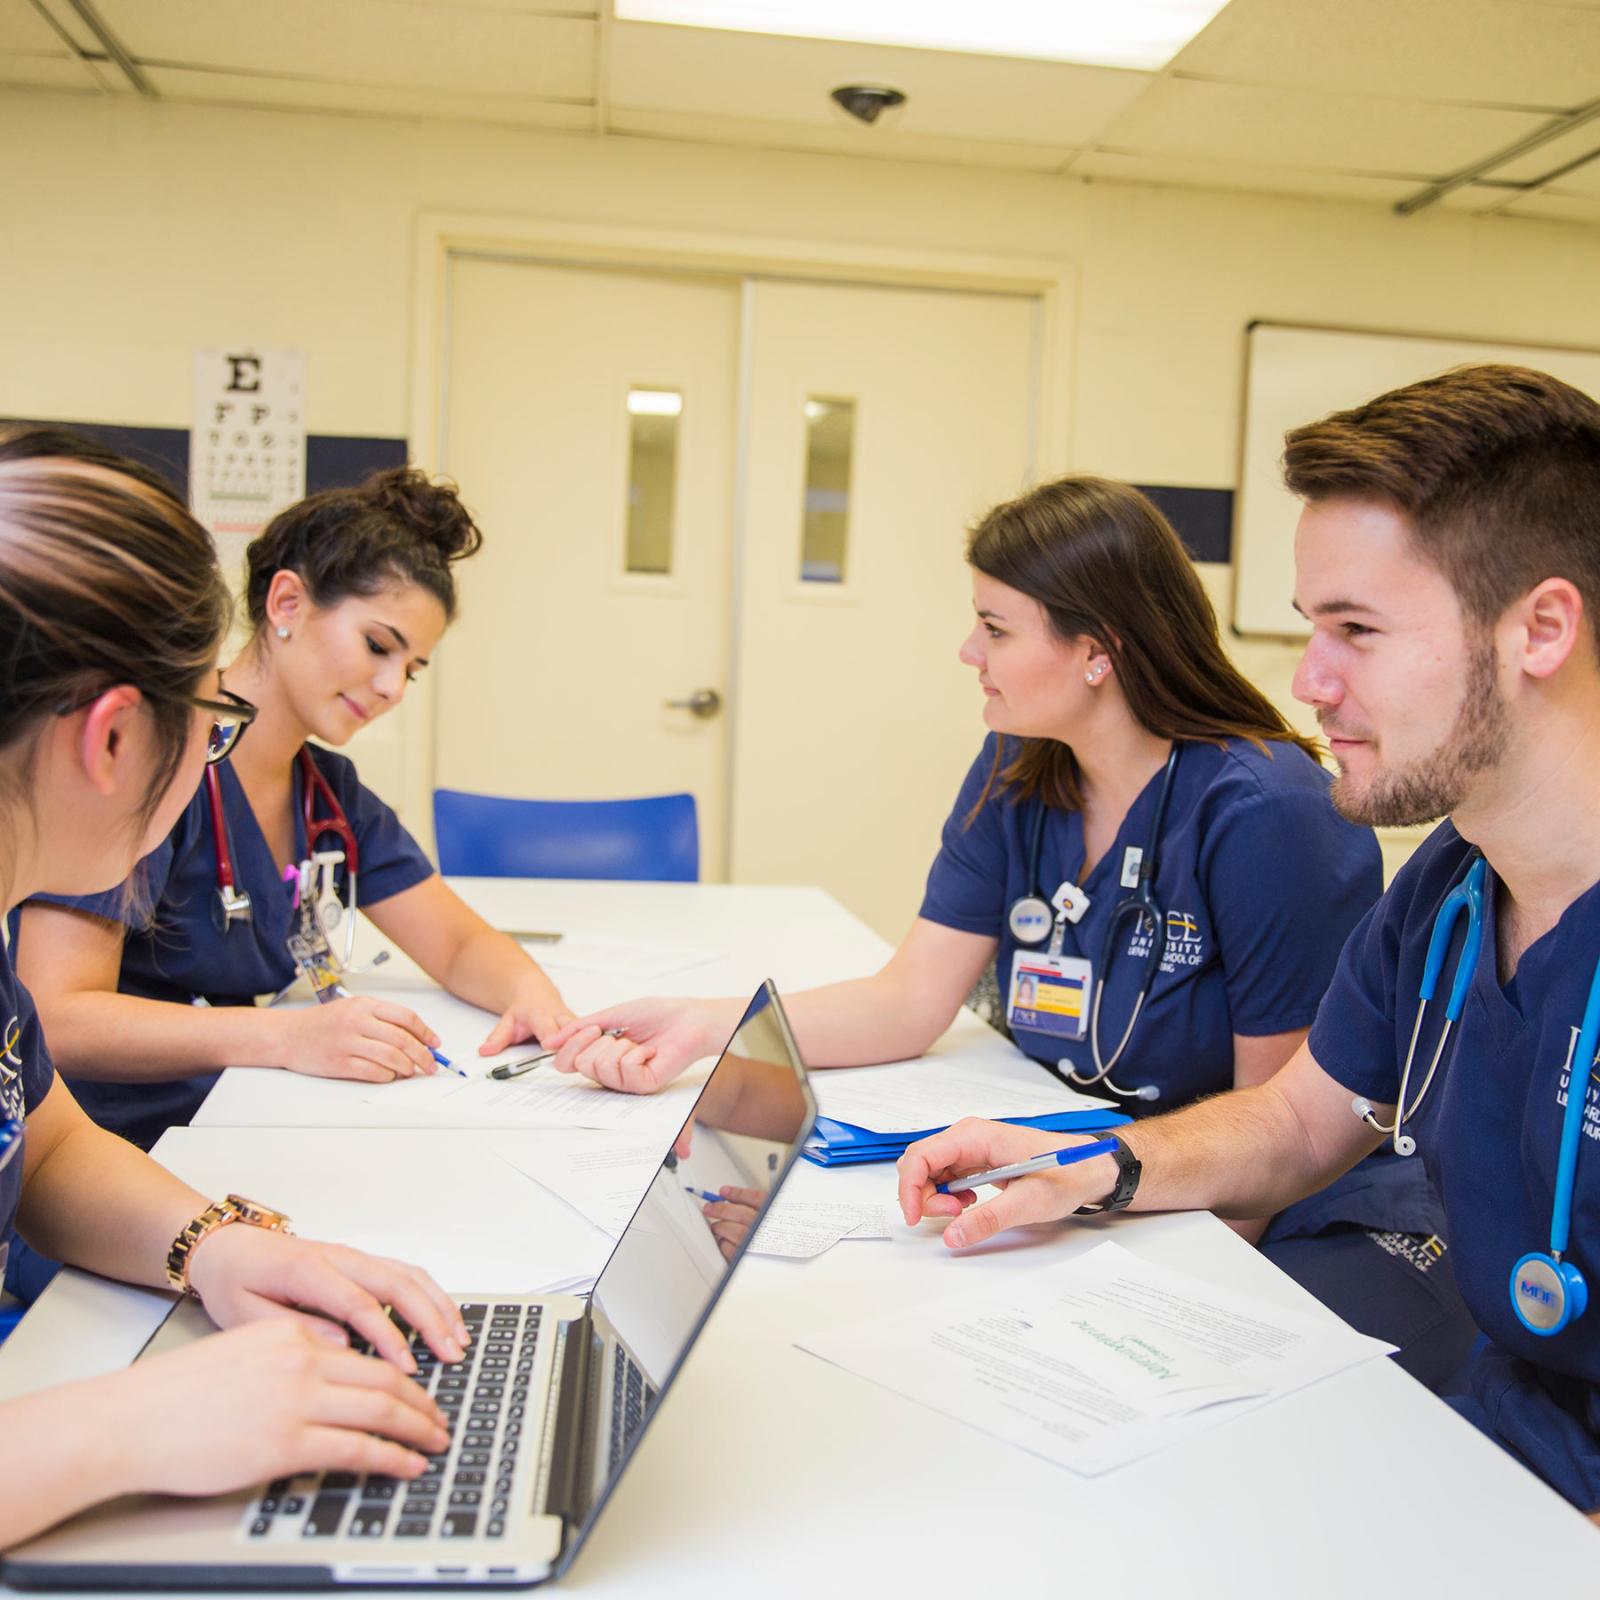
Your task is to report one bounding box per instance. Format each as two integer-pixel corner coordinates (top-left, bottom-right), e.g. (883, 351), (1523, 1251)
(799, 1241), (1394, 1474)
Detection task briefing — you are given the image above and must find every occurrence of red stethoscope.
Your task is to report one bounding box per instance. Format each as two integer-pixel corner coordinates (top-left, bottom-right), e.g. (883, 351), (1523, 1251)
(207, 747), (360, 957)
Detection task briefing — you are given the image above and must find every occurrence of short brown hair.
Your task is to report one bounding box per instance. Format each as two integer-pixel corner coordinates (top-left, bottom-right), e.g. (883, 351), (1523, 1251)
(967, 475), (1318, 816)
(1282, 364), (1600, 630)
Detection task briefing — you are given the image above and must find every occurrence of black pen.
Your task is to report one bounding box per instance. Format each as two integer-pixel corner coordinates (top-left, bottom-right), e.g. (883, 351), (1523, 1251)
(489, 1028), (626, 1080)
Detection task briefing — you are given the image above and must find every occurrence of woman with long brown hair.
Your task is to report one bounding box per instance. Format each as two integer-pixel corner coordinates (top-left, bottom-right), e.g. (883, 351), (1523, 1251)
(545, 474), (1477, 1387)
(0, 439), (466, 1551)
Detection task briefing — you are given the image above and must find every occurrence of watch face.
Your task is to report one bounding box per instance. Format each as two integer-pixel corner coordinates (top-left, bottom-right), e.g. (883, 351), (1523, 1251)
(228, 1193), (289, 1228)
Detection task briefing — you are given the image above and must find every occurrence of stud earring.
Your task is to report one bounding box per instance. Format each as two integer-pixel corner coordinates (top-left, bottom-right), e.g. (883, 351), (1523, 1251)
(275, 625), (290, 640)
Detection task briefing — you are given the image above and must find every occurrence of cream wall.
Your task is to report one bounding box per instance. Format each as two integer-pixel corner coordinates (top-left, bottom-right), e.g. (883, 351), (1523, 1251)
(6, 88), (1599, 877)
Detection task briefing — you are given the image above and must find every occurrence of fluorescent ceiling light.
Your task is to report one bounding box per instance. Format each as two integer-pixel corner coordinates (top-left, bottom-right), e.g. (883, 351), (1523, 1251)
(613, 0), (1228, 71)
(627, 389), (683, 416)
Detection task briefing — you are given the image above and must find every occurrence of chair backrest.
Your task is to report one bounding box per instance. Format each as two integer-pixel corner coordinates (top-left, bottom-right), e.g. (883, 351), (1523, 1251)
(432, 789), (700, 882)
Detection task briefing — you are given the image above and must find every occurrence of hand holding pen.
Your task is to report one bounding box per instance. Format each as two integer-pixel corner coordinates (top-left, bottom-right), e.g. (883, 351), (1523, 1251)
(490, 1029), (626, 1080)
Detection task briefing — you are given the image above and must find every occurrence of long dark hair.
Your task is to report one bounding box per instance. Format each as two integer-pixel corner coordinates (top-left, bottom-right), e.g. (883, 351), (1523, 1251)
(0, 426), (231, 830)
(244, 466), (484, 629)
(967, 475), (1318, 817)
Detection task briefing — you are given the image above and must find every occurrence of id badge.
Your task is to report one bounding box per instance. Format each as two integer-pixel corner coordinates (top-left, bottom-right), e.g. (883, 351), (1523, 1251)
(1007, 949), (1091, 1040)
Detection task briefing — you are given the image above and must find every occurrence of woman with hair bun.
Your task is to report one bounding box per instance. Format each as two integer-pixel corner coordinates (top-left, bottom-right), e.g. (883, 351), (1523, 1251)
(15, 465), (573, 1153)
(0, 440), (467, 1549)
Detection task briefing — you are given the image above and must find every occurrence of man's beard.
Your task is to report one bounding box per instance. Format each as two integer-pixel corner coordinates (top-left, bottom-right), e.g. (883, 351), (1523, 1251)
(1328, 639), (1510, 828)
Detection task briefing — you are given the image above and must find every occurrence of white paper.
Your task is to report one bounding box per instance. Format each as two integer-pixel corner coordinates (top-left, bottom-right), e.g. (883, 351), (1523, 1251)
(799, 1241), (1395, 1474)
(817, 1061), (1101, 1136)
(495, 1132), (663, 1237)
(364, 1063), (701, 1136)
(749, 1199), (899, 1260)
(337, 1228), (585, 1295)
(528, 934), (723, 980)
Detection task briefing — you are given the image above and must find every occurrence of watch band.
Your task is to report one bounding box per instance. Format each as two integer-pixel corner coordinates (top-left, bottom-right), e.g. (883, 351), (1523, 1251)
(166, 1193), (293, 1296)
(1073, 1136), (1141, 1216)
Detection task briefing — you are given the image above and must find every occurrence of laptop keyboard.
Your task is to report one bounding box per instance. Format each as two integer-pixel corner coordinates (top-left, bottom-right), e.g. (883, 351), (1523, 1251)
(243, 1302), (539, 1545)
(608, 1343), (656, 1477)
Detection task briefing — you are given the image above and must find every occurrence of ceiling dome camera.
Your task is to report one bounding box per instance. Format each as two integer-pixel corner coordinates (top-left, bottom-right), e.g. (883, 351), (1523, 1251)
(830, 85), (906, 125)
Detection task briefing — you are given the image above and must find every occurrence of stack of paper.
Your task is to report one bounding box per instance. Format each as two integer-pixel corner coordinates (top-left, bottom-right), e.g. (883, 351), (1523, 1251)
(798, 1241), (1395, 1474)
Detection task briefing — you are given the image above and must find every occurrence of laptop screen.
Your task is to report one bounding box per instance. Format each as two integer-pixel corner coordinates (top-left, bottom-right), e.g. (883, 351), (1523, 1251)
(568, 980), (814, 1547)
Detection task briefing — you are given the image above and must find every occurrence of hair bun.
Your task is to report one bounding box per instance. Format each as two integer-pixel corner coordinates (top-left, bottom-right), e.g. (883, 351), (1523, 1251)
(367, 466), (483, 563)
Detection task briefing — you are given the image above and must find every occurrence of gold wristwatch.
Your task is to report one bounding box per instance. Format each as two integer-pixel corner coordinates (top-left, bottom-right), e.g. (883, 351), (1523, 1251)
(166, 1193), (294, 1295)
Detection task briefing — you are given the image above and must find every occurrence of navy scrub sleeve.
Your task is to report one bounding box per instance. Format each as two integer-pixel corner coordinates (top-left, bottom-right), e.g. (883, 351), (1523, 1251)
(919, 733), (1382, 1106)
(19, 744), (435, 1149)
(1310, 821), (1600, 1508)
(0, 946), (60, 1291)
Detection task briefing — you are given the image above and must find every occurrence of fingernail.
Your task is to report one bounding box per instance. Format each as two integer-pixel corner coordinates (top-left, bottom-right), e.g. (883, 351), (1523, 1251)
(946, 1225), (965, 1247)
(454, 1320), (469, 1343)
(443, 1338), (464, 1361)
(404, 1352), (418, 1374)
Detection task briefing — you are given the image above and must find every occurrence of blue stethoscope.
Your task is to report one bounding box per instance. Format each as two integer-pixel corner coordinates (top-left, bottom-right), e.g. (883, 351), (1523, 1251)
(1351, 849), (1594, 1337)
(1009, 745), (1182, 1103)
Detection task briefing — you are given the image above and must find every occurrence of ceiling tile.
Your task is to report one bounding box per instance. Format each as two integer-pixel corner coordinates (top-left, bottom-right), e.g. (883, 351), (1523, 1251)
(1540, 153), (1600, 195)
(608, 21), (1150, 146)
(1482, 118), (1600, 182)
(1500, 190), (1600, 223)
(1070, 147), (1422, 204)
(0, 0), (70, 52)
(608, 103), (1073, 170)
(0, 53), (104, 90)
(1093, 77), (1550, 174)
(143, 62), (595, 126)
(1173, 0), (1600, 110)
(98, 0), (595, 100)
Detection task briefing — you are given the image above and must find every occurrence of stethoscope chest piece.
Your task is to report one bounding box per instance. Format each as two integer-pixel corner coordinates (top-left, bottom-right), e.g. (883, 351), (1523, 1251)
(1511, 1251), (1588, 1337)
(211, 885), (253, 935)
(1008, 896), (1053, 944)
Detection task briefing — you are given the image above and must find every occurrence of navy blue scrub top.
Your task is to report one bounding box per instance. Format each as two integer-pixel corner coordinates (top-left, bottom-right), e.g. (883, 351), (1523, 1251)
(922, 734), (1382, 1104)
(0, 943), (58, 1285)
(1311, 821), (1600, 1509)
(22, 744), (434, 1149)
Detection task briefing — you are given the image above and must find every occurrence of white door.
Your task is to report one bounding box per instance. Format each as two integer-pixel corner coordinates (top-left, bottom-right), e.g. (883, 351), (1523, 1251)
(435, 259), (1040, 933)
(732, 280), (1039, 937)
(438, 257), (740, 863)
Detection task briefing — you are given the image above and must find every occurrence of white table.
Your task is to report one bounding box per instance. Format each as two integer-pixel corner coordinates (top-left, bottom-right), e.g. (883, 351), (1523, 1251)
(2, 880), (1594, 1595)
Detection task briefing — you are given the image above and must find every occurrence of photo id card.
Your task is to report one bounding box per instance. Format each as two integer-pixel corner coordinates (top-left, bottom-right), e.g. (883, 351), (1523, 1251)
(1008, 950), (1091, 1040)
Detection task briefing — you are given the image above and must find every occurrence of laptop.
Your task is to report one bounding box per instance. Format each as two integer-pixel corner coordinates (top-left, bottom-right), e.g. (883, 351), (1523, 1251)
(4, 980), (816, 1590)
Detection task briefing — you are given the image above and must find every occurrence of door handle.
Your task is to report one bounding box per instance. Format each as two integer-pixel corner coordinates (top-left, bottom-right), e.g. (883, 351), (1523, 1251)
(664, 687), (722, 719)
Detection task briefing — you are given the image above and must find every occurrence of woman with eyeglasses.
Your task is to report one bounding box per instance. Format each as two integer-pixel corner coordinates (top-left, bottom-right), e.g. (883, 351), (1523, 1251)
(12, 458), (574, 1154)
(0, 440), (469, 1551)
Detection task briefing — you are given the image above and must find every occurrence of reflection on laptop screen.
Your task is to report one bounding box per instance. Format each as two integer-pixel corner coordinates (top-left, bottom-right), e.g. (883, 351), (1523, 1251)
(569, 980), (813, 1544)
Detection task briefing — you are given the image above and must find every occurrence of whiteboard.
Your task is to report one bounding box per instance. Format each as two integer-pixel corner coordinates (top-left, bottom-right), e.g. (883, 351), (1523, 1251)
(1232, 323), (1600, 638)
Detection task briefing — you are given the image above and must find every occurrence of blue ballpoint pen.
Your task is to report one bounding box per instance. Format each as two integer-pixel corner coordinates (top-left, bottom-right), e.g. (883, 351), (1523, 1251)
(936, 1136), (1122, 1194)
(431, 1048), (466, 1078)
(685, 1186), (725, 1205)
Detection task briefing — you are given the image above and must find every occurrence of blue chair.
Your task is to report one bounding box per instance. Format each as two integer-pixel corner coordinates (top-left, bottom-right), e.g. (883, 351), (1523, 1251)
(433, 789), (700, 882)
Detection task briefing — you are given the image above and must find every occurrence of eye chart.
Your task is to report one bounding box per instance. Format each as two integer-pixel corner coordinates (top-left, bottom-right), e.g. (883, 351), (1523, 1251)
(190, 347), (306, 581)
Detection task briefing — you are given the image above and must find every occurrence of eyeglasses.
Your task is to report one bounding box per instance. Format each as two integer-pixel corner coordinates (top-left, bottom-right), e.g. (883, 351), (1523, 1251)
(54, 683), (258, 765)
(180, 686), (258, 765)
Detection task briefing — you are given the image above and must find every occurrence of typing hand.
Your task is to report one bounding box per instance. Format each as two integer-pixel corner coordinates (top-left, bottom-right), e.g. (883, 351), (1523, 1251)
(277, 995), (441, 1082)
(107, 1319), (453, 1498)
(544, 998), (724, 1094)
(699, 1185), (764, 1261)
(186, 1222), (469, 1370)
(897, 1120), (1120, 1249)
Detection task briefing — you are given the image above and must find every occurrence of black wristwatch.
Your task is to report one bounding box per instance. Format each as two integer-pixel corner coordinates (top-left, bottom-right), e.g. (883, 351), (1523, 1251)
(1073, 1136), (1141, 1216)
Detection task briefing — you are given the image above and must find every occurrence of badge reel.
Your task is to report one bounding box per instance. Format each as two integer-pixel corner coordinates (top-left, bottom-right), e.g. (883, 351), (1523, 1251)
(1007, 881), (1093, 1042)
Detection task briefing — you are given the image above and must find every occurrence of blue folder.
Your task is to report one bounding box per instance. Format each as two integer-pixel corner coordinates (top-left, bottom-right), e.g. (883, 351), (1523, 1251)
(801, 1107), (1131, 1167)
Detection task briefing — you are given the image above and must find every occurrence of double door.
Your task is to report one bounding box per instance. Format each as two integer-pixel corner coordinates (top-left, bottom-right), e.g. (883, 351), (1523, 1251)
(433, 255), (1039, 938)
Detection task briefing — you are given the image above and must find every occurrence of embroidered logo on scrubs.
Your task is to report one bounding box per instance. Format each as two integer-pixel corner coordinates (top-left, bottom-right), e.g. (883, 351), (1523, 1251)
(1555, 1024), (1600, 1145)
(1128, 909), (1207, 972)
(0, 1015), (22, 1121)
